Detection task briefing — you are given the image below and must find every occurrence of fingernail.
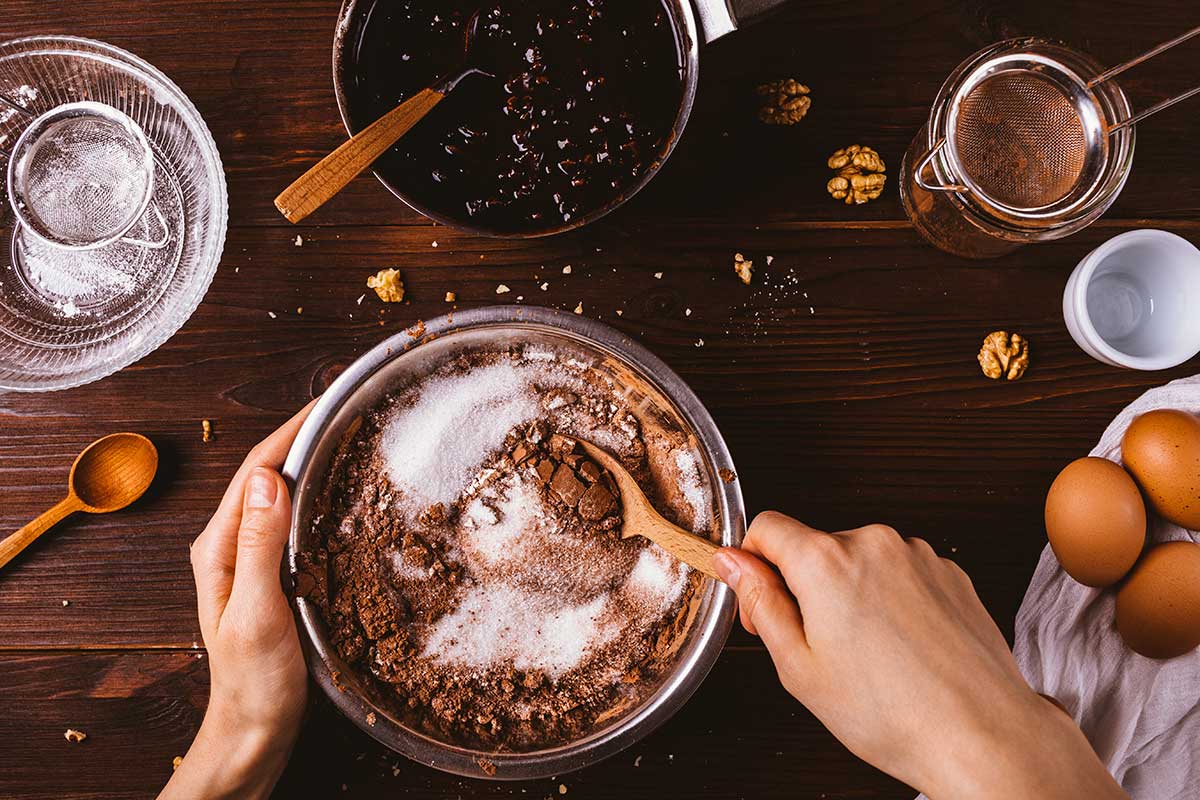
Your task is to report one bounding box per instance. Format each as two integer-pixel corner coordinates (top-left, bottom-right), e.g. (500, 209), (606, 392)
(246, 468), (277, 509)
(712, 550), (741, 590)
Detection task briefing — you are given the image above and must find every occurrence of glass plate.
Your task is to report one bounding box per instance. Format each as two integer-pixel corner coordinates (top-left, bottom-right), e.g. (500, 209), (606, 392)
(0, 36), (227, 392)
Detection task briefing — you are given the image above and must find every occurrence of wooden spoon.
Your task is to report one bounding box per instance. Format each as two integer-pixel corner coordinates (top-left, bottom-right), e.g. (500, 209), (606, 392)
(577, 440), (723, 581)
(0, 433), (158, 571)
(274, 11), (488, 224)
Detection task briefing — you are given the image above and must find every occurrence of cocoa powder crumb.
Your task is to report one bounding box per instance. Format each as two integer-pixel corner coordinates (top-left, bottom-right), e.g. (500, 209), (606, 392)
(550, 463), (586, 506)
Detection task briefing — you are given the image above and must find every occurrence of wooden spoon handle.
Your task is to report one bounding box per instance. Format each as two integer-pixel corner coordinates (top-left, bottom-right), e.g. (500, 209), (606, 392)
(0, 496), (82, 571)
(637, 507), (724, 581)
(274, 87), (446, 224)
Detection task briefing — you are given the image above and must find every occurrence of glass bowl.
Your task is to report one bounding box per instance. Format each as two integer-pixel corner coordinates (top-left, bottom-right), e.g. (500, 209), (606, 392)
(283, 306), (744, 779)
(0, 36), (227, 392)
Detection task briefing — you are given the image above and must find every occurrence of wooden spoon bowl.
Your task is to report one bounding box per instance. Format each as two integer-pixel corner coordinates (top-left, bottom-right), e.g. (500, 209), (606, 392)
(0, 433), (158, 571)
(70, 433), (159, 512)
(578, 439), (723, 581)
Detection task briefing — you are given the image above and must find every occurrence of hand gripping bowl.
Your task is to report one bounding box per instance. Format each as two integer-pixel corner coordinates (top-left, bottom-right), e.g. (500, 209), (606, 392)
(282, 306), (744, 779)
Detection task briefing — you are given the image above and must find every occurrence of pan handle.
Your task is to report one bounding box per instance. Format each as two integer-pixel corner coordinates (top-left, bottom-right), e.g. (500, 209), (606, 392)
(692, 0), (791, 42)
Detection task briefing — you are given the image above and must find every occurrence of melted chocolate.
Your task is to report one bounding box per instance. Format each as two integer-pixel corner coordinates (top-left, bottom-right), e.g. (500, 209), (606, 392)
(343, 0), (685, 234)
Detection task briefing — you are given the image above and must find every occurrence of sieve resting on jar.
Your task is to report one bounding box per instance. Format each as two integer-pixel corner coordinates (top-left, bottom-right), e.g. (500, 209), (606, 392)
(901, 26), (1200, 259)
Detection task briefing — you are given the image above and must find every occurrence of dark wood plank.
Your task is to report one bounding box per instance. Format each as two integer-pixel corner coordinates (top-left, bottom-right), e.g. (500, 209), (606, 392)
(2, 1), (1199, 798)
(0, 649), (908, 800)
(2, 222), (1194, 647)
(0, 651), (208, 800)
(2, 0), (1197, 229)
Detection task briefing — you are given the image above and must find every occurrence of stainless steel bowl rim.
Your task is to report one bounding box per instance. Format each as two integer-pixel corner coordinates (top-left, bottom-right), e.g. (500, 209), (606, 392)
(282, 305), (744, 780)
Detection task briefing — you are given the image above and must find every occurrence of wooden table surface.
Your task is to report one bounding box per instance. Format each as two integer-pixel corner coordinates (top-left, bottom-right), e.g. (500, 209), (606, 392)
(2, 1), (1198, 798)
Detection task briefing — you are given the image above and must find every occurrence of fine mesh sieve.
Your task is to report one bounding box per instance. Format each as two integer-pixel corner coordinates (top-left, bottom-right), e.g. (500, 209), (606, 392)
(7, 101), (160, 249)
(915, 26), (1200, 222)
(954, 71), (1089, 209)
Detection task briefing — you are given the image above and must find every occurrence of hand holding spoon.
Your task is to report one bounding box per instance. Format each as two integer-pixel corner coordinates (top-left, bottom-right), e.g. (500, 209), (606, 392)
(275, 10), (487, 224)
(578, 440), (723, 581)
(0, 433), (158, 572)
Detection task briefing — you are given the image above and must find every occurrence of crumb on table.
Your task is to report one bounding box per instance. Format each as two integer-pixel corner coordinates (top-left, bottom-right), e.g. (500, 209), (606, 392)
(367, 269), (406, 303)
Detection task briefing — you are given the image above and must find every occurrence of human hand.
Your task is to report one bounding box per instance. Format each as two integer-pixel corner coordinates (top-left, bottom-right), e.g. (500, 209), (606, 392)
(161, 402), (315, 800)
(712, 512), (1128, 800)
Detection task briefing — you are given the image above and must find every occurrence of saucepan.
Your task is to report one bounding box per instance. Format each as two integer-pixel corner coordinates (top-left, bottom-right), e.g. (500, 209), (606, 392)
(332, 0), (789, 237)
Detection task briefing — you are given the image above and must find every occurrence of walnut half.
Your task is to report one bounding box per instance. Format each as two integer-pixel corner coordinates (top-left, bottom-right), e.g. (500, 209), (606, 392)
(756, 79), (811, 125)
(978, 331), (1030, 380)
(826, 144), (886, 205)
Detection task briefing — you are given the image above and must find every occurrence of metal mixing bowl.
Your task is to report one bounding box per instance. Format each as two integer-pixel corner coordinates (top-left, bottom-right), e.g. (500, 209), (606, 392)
(282, 305), (744, 779)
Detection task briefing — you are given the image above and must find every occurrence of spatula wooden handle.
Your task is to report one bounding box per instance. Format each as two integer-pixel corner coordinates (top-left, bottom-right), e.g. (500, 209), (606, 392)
(274, 87), (446, 224)
(0, 496), (82, 571)
(640, 517), (723, 581)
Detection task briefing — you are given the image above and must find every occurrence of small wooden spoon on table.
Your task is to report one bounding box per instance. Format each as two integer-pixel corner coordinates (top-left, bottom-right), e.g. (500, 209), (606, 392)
(578, 440), (723, 581)
(274, 10), (488, 224)
(0, 433), (158, 572)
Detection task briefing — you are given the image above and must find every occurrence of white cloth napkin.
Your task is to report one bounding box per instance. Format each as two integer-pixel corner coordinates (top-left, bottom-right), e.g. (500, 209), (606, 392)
(1014, 375), (1200, 799)
(916, 375), (1199, 800)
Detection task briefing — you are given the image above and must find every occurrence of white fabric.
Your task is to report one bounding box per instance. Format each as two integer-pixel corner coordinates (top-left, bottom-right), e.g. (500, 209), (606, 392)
(917, 375), (1199, 800)
(1014, 375), (1200, 799)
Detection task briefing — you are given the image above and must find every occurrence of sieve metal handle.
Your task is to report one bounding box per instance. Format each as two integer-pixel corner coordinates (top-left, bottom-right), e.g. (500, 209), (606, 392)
(913, 138), (970, 194)
(0, 93), (33, 155)
(1089, 24), (1200, 134)
(119, 200), (170, 250)
(0, 94), (33, 117)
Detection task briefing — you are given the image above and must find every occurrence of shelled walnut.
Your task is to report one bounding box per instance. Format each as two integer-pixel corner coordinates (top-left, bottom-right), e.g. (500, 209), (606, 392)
(826, 144), (886, 205)
(978, 331), (1030, 380)
(755, 79), (811, 125)
(828, 144), (885, 174)
(733, 253), (753, 285)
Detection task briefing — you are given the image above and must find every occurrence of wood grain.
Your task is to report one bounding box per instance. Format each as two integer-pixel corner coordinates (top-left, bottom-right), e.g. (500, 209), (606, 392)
(0, 649), (907, 799)
(1, 0), (1198, 798)
(0, 496), (82, 572)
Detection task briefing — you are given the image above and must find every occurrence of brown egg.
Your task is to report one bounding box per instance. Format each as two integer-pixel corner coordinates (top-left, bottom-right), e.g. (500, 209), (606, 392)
(1045, 457), (1146, 587)
(1116, 541), (1200, 659)
(1122, 410), (1200, 530)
